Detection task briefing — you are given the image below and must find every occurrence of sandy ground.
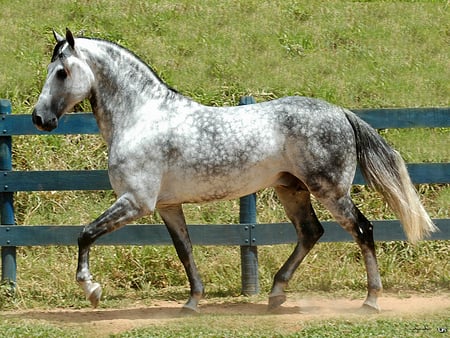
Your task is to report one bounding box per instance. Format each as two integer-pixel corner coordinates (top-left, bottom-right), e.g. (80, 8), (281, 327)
(2, 294), (449, 336)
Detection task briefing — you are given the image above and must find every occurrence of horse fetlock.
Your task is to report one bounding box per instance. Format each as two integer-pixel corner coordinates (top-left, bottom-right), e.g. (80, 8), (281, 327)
(76, 267), (92, 283)
(79, 280), (102, 308)
(270, 280), (287, 296)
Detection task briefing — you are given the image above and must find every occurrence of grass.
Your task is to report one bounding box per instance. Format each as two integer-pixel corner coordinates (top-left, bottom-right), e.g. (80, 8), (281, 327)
(0, 0), (449, 336)
(2, 1), (449, 109)
(113, 315), (450, 338)
(0, 320), (84, 338)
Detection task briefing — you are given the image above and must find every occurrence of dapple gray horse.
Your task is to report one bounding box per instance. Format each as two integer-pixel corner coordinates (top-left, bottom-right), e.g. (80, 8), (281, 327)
(32, 29), (437, 313)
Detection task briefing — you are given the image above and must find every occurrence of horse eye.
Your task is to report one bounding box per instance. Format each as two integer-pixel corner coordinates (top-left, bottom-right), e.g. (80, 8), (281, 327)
(56, 69), (67, 80)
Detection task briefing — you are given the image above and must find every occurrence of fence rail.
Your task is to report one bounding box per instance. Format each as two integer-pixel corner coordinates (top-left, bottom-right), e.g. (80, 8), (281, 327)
(1, 98), (449, 295)
(0, 162), (449, 193)
(2, 219), (449, 247)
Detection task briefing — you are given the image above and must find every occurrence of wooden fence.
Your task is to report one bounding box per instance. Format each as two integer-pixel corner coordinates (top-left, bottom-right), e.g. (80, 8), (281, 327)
(0, 97), (449, 295)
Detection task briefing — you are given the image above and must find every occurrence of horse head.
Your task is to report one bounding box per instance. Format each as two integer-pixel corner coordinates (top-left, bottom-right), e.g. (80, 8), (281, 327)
(32, 28), (94, 131)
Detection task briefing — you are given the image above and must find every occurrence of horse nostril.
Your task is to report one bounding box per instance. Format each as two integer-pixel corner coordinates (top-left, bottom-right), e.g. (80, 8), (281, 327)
(32, 111), (58, 131)
(32, 112), (43, 127)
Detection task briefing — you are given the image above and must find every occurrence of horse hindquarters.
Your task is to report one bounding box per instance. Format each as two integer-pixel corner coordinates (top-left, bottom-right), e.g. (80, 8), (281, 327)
(281, 113), (383, 311)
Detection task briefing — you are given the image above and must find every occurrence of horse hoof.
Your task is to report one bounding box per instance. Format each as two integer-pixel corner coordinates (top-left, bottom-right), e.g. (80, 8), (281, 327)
(362, 301), (380, 313)
(180, 295), (201, 314)
(181, 303), (200, 315)
(88, 283), (102, 308)
(268, 294), (287, 311)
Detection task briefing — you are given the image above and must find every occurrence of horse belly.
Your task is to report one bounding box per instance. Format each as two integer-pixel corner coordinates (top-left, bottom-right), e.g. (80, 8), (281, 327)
(157, 163), (283, 206)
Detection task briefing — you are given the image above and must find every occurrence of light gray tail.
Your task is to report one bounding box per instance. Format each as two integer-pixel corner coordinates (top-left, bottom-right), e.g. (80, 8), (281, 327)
(344, 110), (438, 243)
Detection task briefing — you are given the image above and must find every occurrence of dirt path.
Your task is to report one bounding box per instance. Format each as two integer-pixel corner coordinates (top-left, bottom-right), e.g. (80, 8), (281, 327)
(2, 294), (449, 336)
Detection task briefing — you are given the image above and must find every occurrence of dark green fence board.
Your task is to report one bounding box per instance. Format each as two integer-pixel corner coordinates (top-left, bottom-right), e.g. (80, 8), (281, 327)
(1, 163), (447, 192)
(0, 224), (249, 246)
(0, 113), (98, 135)
(352, 107), (450, 129)
(353, 163), (450, 185)
(404, 163), (450, 184)
(252, 219), (449, 244)
(1, 219), (447, 247)
(0, 170), (111, 191)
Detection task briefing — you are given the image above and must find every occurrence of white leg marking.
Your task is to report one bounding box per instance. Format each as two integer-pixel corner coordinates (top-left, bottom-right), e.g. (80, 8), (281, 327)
(79, 280), (102, 308)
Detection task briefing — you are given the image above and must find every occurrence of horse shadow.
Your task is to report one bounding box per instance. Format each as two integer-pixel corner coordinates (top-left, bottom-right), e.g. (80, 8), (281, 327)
(2, 299), (379, 324)
(2, 303), (306, 324)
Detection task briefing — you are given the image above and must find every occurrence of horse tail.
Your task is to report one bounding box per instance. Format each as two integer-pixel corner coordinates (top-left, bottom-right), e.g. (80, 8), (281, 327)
(344, 110), (438, 243)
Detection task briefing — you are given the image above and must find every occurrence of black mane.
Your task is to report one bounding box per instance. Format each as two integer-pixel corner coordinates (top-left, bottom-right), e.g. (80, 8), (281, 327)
(51, 40), (66, 62)
(50, 35), (179, 94)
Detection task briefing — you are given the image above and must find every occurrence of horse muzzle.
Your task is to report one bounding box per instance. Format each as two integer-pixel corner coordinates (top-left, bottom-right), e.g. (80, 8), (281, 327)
(32, 108), (58, 131)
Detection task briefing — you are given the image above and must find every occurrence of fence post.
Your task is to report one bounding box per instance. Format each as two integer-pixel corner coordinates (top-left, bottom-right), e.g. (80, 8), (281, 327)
(0, 99), (16, 291)
(239, 96), (259, 295)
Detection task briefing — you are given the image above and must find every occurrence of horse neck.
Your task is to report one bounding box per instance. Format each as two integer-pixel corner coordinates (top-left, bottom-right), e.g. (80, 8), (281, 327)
(80, 39), (181, 144)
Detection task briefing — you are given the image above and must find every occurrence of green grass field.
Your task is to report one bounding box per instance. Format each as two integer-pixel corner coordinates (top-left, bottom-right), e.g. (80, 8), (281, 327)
(0, 0), (449, 336)
(1, 313), (449, 338)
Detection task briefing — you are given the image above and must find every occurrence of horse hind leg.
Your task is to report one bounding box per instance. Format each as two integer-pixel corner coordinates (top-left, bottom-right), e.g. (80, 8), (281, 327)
(315, 191), (382, 312)
(158, 205), (204, 313)
(269, 181), (324, 310)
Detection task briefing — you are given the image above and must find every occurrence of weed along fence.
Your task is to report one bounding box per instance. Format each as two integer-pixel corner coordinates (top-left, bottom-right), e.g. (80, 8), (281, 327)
(0, 97), (449, 295)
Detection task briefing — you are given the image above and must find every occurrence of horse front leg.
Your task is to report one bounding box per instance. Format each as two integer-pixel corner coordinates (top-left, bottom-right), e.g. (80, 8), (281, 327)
(77, 193), (145, 307)
(158, 205), (204, 313)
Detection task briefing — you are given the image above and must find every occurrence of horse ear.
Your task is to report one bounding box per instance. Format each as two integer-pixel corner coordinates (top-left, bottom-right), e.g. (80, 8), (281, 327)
(53, 30), (64, 43)
(66, 28), (75, 49)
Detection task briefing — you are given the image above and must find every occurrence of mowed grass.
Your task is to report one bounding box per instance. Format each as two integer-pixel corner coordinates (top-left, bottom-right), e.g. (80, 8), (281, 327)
(0, 1), (449, 336)
(0, 321), (83, 338)
(113, 314), (450, 338)
(2, 1), (449, 108)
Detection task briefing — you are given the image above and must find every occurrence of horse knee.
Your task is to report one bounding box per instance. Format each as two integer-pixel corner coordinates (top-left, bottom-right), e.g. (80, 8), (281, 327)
(78, 226), (98, 248)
